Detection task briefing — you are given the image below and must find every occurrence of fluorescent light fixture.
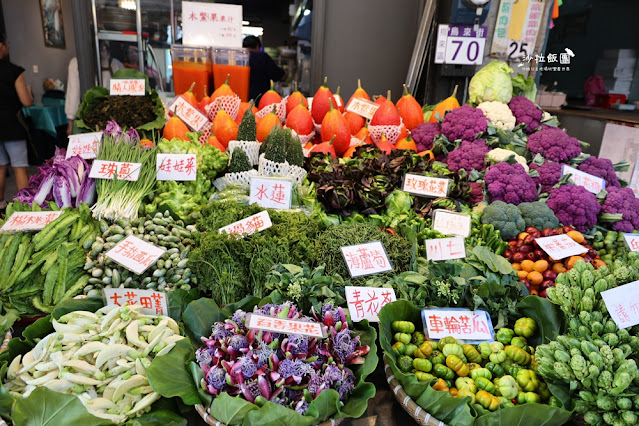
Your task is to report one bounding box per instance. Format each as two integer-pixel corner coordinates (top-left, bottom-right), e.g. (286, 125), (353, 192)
(242, 20), (250, 25)
(303, 9), (311, 16)
(119, 0), (136, 10)
(242, 26), (264, 37)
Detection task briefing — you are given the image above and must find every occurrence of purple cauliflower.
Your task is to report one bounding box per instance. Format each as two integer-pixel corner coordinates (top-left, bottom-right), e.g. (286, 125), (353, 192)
(445, 139), (491, 173)
(578, 156), (621, 188)
(411, 122), (440, 151)
(601, 186), (639, 232)
(508, 95), (543, 133)
(530, 161), (563, 193)
(440, 105), (488, 142)
(484, 162), (538, 205)
(527, 127), (581, 162)
(547, 184), (601, 232)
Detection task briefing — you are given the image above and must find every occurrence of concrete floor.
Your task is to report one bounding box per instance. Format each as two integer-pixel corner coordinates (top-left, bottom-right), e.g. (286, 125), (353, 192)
(2, 165), (41, 206)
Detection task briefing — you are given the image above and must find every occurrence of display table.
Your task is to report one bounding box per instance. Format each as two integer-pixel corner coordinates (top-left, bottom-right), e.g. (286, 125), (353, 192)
(22, 104), (67, 138)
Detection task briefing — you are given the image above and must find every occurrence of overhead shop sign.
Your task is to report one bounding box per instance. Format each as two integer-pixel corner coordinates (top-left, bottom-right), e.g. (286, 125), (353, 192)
(435, 24), (487, 65)
(491, 0), (545, 59)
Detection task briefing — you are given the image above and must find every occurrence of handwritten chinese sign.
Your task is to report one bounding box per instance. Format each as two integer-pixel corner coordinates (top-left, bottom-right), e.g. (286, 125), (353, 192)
(345, 286), (396, 322)
(249, 177), (293, 209)
(402, 174), (449, 198)
(425, 237), (466, 261)
(169, 96), (209, 132)
(434, 24), (487, 65)
(246, 313), (326, 338)
(491, 0), (543, 59)
(623, 234), (639, 252)
(109, 79), (145, 96)
(182, 1), (242, 48)
(105, 235), (166, 275)
(432, 210), (472, 238)
(601, 281), (639, 329)
(156, 154), (197, 181)
(341, 241), (393, 278)
(89, 161), (142, 181)
(66, 132), (102, 160)
(422, 309), (493, 341)
(536, 234), (587, 260)
(218, 211), (272, 238)
(346, 97), (380, 120)
(0, 211), (64, 233)
(562, 165), (606, 194)
(103, 289), (168, 315)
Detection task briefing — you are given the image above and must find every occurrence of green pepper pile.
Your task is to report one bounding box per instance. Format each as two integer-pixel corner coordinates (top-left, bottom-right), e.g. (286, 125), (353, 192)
(590, 230), (628, 266)
(389, 318), (561, 415)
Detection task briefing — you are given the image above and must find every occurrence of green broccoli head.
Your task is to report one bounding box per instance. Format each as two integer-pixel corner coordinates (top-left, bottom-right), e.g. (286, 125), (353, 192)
(480, 200), (525, 240)
(517, 201), (560, 231)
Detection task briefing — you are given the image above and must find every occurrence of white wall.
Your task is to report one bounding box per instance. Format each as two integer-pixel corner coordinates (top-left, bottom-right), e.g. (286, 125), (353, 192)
(2, 0), (77, 103)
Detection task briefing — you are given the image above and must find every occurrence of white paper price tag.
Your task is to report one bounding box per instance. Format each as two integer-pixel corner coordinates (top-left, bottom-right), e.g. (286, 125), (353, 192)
(103, 289), (168, 315)
(341, 241), (393, 278)
(89, 161), (142, 181)
(346, 98), (380, 120)
(171, 96), (209, 132)
(425, 237), (466, 261)
(536, 234), (587, 260)
(432, 210), (472, 237)
(623, 233), (639, 252)
(562, 165), (606, 194)
(422, 309), (493, 341)
(246, 313), (326, 338)
(0, 211), (64, 233)
(105, 235), (166, 275)
(156, 154), (197, 181)
(434, 24), (487, 65)
(249, 177), (293, 209)
(218, 211), (272, 238)
(345, 286), (396, 322)
(182, 1), (243, 48)
(403, 174), (449, 198)
(109, 79), (145, 96)
(66, 132), (102, 160)
(601, 281), (639, 329)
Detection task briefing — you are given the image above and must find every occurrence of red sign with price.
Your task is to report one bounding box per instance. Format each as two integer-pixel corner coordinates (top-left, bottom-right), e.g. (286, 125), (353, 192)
(421, 309), (493, 341)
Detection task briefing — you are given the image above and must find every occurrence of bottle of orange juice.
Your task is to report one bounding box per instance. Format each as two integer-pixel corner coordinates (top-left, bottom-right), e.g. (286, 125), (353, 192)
(212, 48), (250, 102)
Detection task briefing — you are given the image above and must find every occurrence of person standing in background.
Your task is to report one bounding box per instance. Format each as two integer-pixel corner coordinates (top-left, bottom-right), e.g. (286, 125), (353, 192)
(0, 32), (33, 211)
(242, 36), (286, 102)
(65, 57), (79, 136)
(100, 41), (124, 88)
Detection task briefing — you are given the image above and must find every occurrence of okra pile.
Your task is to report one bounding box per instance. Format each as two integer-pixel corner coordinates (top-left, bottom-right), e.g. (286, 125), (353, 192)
(390, 318), (562, 414)
(83, 211), (197, 296)
(4, 305), (184, 423)
(0, 203), (100, 315)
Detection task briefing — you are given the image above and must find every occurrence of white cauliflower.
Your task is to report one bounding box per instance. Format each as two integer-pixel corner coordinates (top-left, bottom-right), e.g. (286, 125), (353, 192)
(486, 148), (529, 172)
(477, 101), (516, 131)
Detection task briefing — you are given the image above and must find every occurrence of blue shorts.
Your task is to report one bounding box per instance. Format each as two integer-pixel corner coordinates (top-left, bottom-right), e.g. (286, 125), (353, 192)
(0, 140), (29, 167)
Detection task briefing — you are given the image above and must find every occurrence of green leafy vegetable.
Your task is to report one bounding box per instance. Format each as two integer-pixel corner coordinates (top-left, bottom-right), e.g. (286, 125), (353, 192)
(468, 60), (514, 105)
(511, 73), (538, 102)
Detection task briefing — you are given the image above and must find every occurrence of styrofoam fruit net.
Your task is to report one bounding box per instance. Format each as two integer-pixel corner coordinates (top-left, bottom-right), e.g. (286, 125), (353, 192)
(214, 169), (258, 191)
(205, 95), (241, 121)
(258, 153), (290, 177)
(289, 129), (316, 146)
(369, 123), (403, 144)
(198, 121), (213, 145)
(257, 99), (286, 123)
(227, 140), (260, 166)
(350, 135), (366, 147)
(288, 165), (307, 185)
(313, 121), (322, 135)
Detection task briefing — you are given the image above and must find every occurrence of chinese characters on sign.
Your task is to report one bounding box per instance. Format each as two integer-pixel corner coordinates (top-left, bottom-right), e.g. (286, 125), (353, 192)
(623, 234), (639, 252)
(491, 0), (514, 56)
(104, 288), (168, 315)
(66, 132), (102, 160)
(218, 211), (272, 238)
(422, 309), (494, 341)
(600, 281), (639, 329)
(170, 96), (209, 132)
(105, 235), (166, 275)
(109, 79), (145, 96)
(562, 165), (606, 194)
(345, 286), (396, 322)
(156, 154), (197, 181)
(0, 211), (64, 233)
(89, 160), (142, 181)
(246, 313), (326, 338)
(434, 24), (487, 65)
(345, 98), (379, 120)
(182, 1), (242, 48)
(432, 210), (472, 238)
(535, 234), (587, 260)
(425, 237), (466, 261)
(402, 174), (449, 198)
(249, 177), (293, 209)
(340, 241), (393, 278)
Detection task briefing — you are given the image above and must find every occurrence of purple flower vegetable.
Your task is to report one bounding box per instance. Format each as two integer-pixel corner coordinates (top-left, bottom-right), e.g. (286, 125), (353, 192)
(508, 95), (543, 133)
(206, 367), (227, 392)
(484, 162), (538, 205)
(530, 161), (563, 193)
(601, 186), (639, 232)
(441, 105), (488, 141)
(547, 184), (600, 232)
(578, 156), (621, 188)
(527, 127), (581, 162)
(411, 122), (441, 152)
(445, 139), (490, 173)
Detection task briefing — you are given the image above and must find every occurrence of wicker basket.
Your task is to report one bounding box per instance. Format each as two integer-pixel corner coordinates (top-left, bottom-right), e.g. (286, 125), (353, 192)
(195, 403), (343, 426)
(383, 355), (446, 426)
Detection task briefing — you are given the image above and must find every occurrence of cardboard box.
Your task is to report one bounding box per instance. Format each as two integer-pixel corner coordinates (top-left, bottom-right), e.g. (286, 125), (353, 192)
(536, 91), (567, 108)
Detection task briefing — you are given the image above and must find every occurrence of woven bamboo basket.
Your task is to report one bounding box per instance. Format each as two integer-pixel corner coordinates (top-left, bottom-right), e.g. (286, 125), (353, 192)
(195, 403), (343, 426)
(383, 355), (446, 426)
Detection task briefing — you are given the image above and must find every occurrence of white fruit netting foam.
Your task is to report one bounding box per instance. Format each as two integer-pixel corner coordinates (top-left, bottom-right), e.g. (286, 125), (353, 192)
(289, 129), (316, 145)
(198, 121), (213, 145)
(213, 169), (258, 191)
(369, 123), (403, 144)
(258, 153), (290, 177)
(288, 165), (307, 186)
(205, 95), (241, 121)
(256, 99), (286, 123)
(227, 140), (260, 166)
